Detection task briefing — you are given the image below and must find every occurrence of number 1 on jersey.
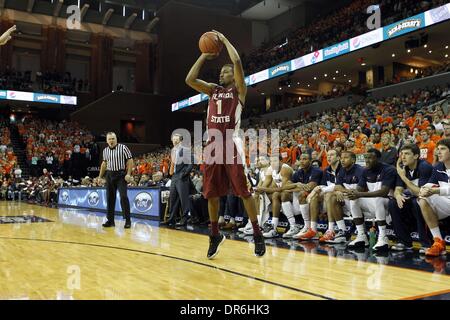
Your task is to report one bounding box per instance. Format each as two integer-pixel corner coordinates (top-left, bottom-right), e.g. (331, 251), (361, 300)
(217, 100), (222, 115)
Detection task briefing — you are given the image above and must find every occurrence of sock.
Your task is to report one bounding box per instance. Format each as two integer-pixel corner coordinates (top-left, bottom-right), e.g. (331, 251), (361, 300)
(328, 221), (336, 231)
(261, 209), (270, 226)
(356, 224), (365, 237)
(311, 221), (318, 232)
(430, 227), (443, 240)
(211, 221), (219, 236)
(378, 225), (386, 237)
(281, 202), (296, 227)
(256, 214), (261, 225)
(299, 204), (310, 228)
(336, 220), (346, 232)
(272, 217), (279, 229)
(251, 220), (262, 236)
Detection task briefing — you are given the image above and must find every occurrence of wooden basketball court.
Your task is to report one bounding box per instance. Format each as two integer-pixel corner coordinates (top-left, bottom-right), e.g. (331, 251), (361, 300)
(0, 202), (449, 300)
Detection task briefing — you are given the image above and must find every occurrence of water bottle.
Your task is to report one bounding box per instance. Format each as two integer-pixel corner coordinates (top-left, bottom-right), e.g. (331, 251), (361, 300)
(369, 225), (377, 249)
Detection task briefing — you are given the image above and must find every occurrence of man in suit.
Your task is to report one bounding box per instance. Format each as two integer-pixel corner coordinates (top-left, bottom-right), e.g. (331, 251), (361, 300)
(163, 133), (193, 227)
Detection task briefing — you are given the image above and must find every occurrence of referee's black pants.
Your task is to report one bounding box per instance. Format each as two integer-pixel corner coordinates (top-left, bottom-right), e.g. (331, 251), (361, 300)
(106, 170), (131, 222)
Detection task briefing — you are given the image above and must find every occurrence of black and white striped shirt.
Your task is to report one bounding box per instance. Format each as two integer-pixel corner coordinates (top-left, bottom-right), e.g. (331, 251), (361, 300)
(102, 143), (133, 171)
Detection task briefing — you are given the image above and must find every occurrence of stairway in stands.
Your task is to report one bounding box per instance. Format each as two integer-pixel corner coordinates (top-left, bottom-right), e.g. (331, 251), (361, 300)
(9, 124), (30, 180)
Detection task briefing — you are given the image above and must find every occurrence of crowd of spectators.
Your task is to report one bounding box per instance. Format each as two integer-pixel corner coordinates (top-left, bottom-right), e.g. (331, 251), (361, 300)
(0, 117), (19, 179)
(37, 70), (89, 95)
(17, 117), (99, 179)
(0, 67), (89, 95)
(242, 0), (446, 75)
(242, 85), (449, 169)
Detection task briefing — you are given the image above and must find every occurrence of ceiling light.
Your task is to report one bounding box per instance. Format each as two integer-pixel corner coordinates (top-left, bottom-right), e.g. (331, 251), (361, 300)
(407, 49), (411, 53)
(361, 63), (366, 66)
(392, 53), (395, 57)
(429, 50), (432, 53)
(424, 44), (428, 48)
(314, 77), (317, 80)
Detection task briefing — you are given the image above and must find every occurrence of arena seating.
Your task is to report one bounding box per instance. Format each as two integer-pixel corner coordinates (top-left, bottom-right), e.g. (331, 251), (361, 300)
(243, 0), (446, 74)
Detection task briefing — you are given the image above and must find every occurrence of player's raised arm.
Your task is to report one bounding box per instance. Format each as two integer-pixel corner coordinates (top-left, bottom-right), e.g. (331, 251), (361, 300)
(213, 30), (247, 101)
(185, 53), (218, 96)
(0, 25), (16, 46)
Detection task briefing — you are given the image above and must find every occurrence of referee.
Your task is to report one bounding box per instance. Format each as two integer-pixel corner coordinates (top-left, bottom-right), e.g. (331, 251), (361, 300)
(97, 132), (134, 228)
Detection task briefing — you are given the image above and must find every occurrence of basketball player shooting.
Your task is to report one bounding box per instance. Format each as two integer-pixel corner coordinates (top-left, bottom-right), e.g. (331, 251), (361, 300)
(185, 30), (266, 259)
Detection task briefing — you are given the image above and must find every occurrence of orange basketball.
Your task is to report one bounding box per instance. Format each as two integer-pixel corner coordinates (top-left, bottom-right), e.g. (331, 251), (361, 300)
(199, 32), (223, 54)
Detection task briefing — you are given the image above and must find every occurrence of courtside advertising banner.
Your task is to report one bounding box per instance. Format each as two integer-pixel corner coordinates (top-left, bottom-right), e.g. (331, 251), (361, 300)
(58, 188), (160, 217)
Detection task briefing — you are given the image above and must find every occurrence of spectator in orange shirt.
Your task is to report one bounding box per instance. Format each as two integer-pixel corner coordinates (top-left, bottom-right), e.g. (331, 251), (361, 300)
(426, 124), (442, 143)
(419, 130), (436, 164)
(290, 140), (299, 166)
(352, 128), (368, 150)
(280, 141), (291, 164)
(318, 131), (329, 144)
(412, 127), (422, 144)
(317, 142), (329, 170)
(376, 109), (393, 125)
(413, 111), (430, 131)
(345, 138), (364, 154)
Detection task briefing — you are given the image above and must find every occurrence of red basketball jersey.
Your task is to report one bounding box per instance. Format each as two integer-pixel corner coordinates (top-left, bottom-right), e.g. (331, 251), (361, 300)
(207, 85), (242, 137)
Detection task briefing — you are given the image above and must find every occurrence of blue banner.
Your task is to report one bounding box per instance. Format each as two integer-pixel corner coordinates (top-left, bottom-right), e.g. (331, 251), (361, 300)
(58, 187), (161, 217)
(0, 90), (6, 99)
(33, 93), (61, 104)
(269, 62), (291, 78)
(323, 40), (350, 60)
(383, 13), (425, 40)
